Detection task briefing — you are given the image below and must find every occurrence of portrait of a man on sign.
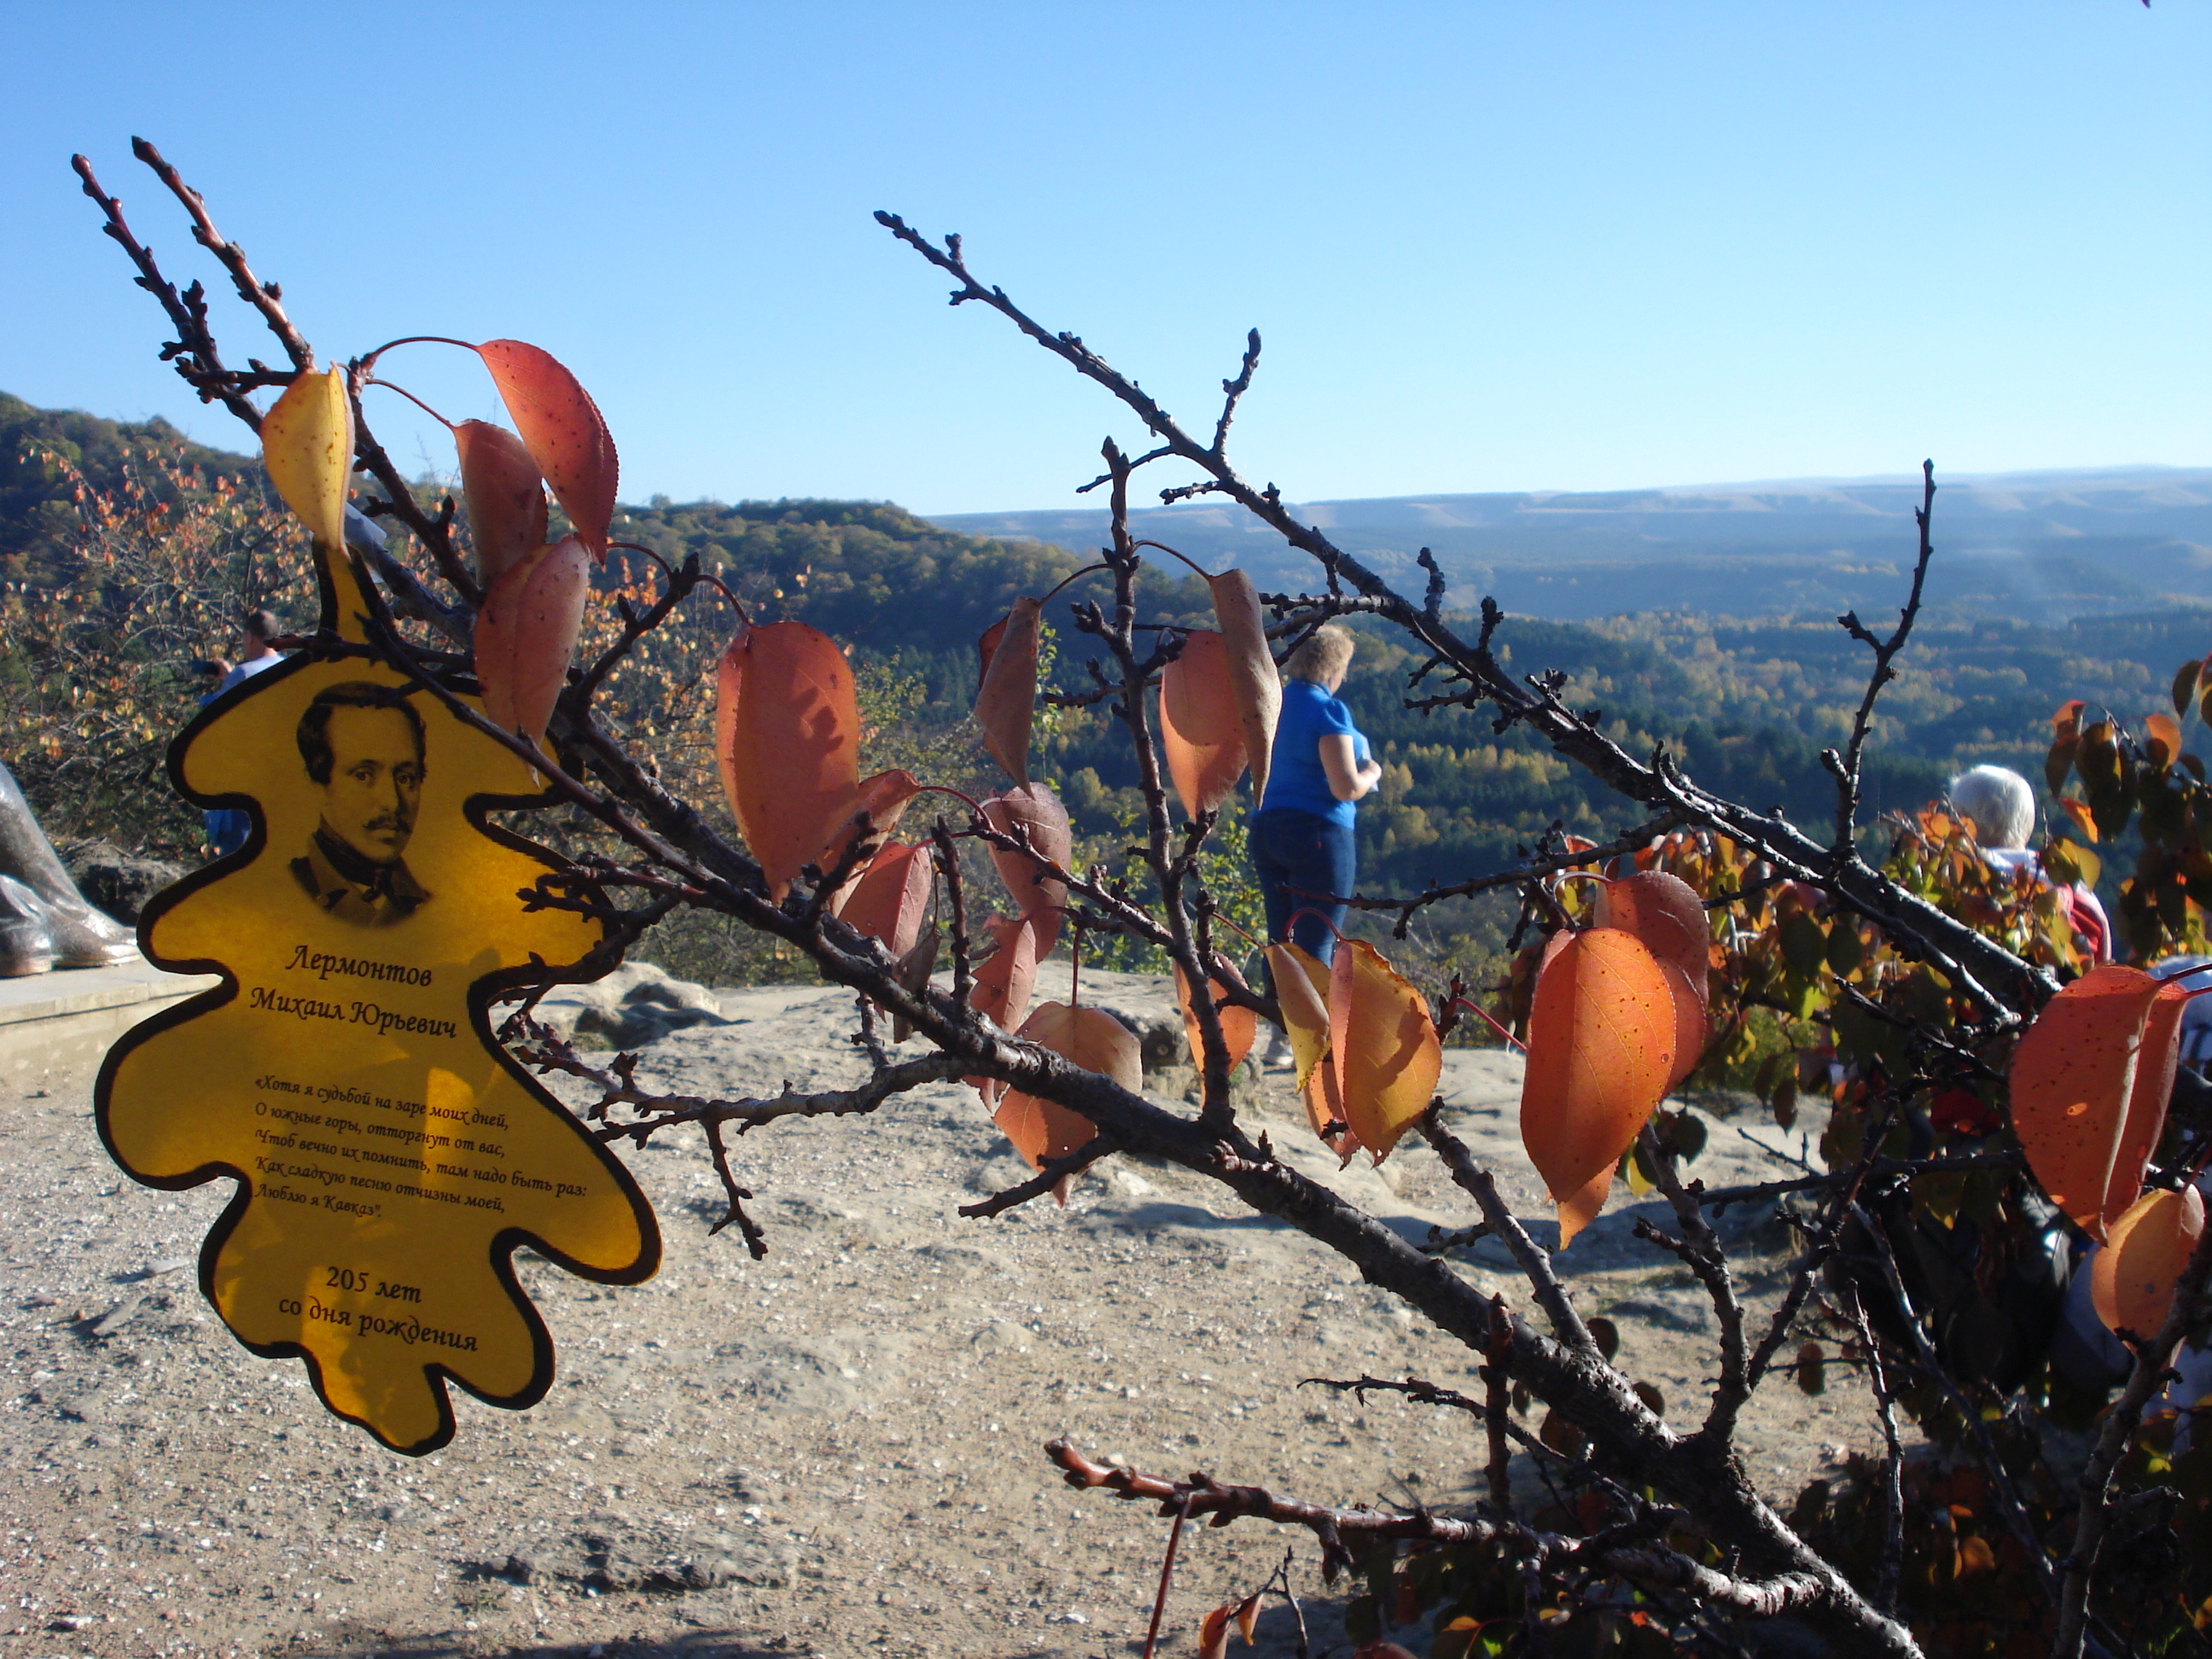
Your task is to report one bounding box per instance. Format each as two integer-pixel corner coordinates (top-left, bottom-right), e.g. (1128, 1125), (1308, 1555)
(289, 682), (433, 928)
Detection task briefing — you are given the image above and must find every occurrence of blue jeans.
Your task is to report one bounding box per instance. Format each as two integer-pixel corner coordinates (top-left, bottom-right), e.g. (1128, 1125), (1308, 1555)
(1250, 808), (1356, 967)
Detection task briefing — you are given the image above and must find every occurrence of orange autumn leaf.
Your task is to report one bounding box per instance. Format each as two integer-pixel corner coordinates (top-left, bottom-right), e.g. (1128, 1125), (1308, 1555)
(474, 534), (589, 749)
(1557, 1164), (1614, 1254)
(2110, 982), (2192, 1229)
(2009, 964), (2188, 1240)
(713, 619), (917, 899)
(1208, 569), (1282, 806)
(834, 840), (932, 958)
(1159, 628), (1249, 817)
(2147, 712), (2184, 769)
(981, 783), (1071, 953)
(1521, 928), (1677, 1249)
(975, 596), (1040, 786)
(1176, 964), (1257, 1071)
(1328, 940), (1442, 1165)
(1266, 941), (1334, 1092)
(2091, 1184), (2205, 1337)
(967, 917), (1040, 1105)
(1592, 870), (1709, 998)
(995, 1002), (1140, 1203)
(2055, 796), (2100, 844)
(475, 339), (618, 562)
(1591, 870), (1710, 1090)
(453, 419), (548, 589)
(260, 364), (352, 549)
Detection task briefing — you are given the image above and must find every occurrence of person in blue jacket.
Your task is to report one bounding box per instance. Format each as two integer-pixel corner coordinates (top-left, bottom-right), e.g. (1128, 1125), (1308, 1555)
(199, 608), (287, 859)
(1252, 623), (1379, 1064)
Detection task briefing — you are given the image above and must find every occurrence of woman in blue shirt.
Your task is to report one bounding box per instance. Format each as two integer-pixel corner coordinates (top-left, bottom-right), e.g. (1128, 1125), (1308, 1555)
(1252, 622), (1379, 1002)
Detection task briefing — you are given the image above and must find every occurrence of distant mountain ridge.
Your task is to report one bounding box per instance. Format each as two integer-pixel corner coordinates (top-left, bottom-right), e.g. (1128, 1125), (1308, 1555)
(931, 466), (2212, 623)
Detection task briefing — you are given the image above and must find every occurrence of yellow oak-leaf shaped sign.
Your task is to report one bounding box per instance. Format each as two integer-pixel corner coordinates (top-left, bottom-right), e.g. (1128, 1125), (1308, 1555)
(96, 514), (658, 1455)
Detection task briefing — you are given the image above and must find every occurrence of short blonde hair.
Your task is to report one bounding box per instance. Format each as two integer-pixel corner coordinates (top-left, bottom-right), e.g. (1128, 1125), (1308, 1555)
(1948, 765), (2035, 850)
(1283, 623), (1355, 686)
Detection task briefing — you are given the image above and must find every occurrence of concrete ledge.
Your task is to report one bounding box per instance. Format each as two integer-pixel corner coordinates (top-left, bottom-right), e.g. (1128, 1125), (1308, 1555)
(1, 958), (223, 1085)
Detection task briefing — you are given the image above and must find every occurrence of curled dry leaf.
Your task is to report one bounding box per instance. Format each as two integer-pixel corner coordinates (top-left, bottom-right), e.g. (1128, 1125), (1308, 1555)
(1521, 928), (1677, 1249)
(260, 364), (353, 549)
(1328, 940), (1443, 1165)
(888, 923), (940, 1044)
(475, 339), (619, 562)
(1233, 1594), (1261, 1645)
(1199, 1603), (1235, 1659)
(980, 783), (1070, 953)
(975, 596), (1040, 786)
(1208, 569), (1281, 805)
(1159, 628), (1249, 818)
(995, 1001), (1140, 1203)
(2009, 964), (2189, 1240)
(713, 619), (918, 899)
(453, 419), (548, 589)
(2091, 1184), (2205, 1337)
(474, 533), (590, 750)
(1175, 964), (1257, 1072)
(1303, 1055), (1361, 1165)
(833, 841), (932, 958)
(966, 917), (1040, 1104)
(1266, 941), (1333, 1092)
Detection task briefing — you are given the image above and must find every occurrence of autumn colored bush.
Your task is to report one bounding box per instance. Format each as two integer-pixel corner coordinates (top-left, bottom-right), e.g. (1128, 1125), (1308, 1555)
(68, 138), (2212, 1659)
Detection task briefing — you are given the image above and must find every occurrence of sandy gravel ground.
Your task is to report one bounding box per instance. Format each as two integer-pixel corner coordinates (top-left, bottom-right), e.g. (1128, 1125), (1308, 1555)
(3, 969), (1868, 1659)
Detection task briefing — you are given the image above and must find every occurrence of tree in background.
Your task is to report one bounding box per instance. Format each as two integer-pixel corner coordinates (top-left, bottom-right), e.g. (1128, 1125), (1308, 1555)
(65, 138), (2212, 1659)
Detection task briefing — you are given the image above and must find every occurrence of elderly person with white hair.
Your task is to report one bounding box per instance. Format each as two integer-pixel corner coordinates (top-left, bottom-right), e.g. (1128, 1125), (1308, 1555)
(1947, 764), (2110, 963)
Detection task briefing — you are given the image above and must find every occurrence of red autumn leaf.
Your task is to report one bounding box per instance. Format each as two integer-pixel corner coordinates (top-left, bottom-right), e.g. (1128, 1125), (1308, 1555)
(453, 419), (548, 589)
(475, 340), (619, 562)
(833, 840), (931, 958)
(1328, 940), (1443, 1165)
(975, 596), (1040, 786)
(1160, 628), (1250, 818)
(474, 533), (589, 749)
(2009, 964), (2188, 1240)
(1208, 570), (1282, 805)
(1266, 941), (1334, 1093)
(2091, 1184), (2205, 1336)
(980, 783), (1071, 954)
(966, 917), (1040, 1105)
(714, 619), (917, 899)
(995, 1002), (1139, 1203)
(1521, 928), (1678, 1249)
(1175, 963), (1257, 1071)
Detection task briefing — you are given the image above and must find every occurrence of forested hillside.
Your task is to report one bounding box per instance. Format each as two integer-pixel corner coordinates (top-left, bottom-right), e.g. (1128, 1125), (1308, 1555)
(7, 393), (2204, 970)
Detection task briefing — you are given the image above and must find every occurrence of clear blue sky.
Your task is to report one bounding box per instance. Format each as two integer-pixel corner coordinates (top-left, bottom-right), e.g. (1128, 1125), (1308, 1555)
(3, 3), (2203, 515)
